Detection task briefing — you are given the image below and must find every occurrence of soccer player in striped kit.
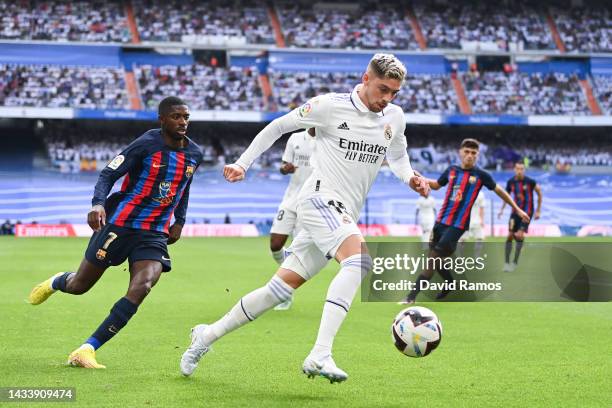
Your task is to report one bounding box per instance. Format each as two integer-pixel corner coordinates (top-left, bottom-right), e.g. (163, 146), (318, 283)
(498, 162), (542, 272)
(28, 97), (203, 368)
(402, 138), (530, 303)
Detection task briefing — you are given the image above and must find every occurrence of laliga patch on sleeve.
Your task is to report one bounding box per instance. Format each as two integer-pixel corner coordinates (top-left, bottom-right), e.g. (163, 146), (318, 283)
(297, 102), (312, 118)
(107, 155), (125, 170)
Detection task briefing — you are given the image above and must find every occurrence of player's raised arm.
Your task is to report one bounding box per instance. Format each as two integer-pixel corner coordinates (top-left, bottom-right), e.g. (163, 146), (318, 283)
(89, 141), (142, 231)
(224, 97), (332, 183)
(493, 185), (530, 223)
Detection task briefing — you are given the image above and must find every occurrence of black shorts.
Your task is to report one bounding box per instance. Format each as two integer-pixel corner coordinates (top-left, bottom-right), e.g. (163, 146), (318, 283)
(430, 223), (466, 255)
(85, 223), (171, 272)
(509, 213), (530, 233)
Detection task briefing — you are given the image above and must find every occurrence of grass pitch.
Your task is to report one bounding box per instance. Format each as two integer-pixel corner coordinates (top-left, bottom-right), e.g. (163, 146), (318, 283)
(0, 236), (610, 407)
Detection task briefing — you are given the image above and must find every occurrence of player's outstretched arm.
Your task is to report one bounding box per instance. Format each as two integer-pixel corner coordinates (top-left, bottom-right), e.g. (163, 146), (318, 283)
(228, 97), (330, 181)
(494, 185), (530, 223)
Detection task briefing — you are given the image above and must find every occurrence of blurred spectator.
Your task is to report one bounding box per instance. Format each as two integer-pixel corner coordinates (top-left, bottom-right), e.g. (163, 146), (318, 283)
(0, 64), (130, 109)
(277, 1), (419, 49)
(133, 0), (274, 44)
(0, 0), (130, 42)
(1, 219), (13, 235)
(463, 71), (590, 115)
(135, 63), (264, 111)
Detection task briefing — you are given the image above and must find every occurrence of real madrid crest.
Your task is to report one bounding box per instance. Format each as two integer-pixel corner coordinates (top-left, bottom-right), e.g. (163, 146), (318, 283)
(384, 124), (392, 140)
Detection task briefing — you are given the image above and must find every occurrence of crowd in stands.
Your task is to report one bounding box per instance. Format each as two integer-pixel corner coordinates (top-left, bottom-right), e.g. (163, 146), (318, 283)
(133, 0), (274, 44)
(276, 1), (418, 49)
(413, 1), (554, 51)
(0, 0), (130, 42)
(592, 75), (612, 115)
(1, 0), (612, 53)
(0, 64), (129, 109)
(135, 63), (264, 111)
(462, 71), (590, 115)
(270, 71), (459, 113)
(553, 6), (612, 53)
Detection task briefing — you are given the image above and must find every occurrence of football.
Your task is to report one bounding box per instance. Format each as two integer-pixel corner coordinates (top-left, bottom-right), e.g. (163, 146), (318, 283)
(392, 306), (443, 357)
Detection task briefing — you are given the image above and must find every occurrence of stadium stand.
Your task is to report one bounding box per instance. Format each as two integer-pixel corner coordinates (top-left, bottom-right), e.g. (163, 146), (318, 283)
(134, 63), (264, 111)
(132, 0), (274, 44)
(413, 1), (555, 51)
(462, 71), (590, 115)
(592, 75), (612, 115)
(0, 64), (130, 109)
(275, 1), (419, 50)
(270, 71), (459, 113)
(0, 0), (131, 42)
(552, 5), (612, 53)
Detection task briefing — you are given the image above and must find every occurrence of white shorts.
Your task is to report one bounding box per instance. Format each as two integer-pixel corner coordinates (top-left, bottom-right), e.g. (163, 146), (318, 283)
(281, 194), (362, 280)
(270, 206), (298, 235)
(460, 227), (485, 241)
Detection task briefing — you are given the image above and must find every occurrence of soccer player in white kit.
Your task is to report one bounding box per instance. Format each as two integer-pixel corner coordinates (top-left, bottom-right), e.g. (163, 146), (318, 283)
(415, 195), (436, 243)
(458, 191), (486, 256)
(270, 128), (316, 310)
(180, 54), (430, 383)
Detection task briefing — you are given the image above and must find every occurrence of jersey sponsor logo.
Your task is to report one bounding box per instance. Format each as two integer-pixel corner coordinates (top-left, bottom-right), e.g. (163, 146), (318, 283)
(339, 137), (387, 164)
(452, 185), (463, 202)
(107, 155), (125, 170)
(298, 102), (312, 118)
(185, 165), (195, 178)
(337, 122), (350, 130)
(153, 181), (175, 205)
(384, 124), (392, 140)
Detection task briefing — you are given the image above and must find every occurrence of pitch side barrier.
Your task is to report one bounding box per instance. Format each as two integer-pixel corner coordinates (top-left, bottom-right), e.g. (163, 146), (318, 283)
(2, 107), (612, 126)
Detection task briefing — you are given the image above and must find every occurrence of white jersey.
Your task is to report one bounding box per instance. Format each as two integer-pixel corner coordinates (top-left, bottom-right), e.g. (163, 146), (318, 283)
(280, 131), (315, 211)
(236, 85), (415, 222)
(416, 196), (436, 223)
(469, 192), (486, 229)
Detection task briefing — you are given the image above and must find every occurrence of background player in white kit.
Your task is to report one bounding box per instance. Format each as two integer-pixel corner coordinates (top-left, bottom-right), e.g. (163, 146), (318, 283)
(180, 54), (429, 383)
(458, 191), (486, 257)
(415, 195), (436, 245)
(270, 128), (316, 310)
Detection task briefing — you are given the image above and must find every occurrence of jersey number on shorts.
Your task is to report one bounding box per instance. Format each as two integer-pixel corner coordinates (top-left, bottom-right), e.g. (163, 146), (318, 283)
(327, 200), (347, 215)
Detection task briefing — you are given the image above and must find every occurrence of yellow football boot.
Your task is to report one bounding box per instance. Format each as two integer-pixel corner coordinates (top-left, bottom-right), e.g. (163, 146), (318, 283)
(28, 273), (63, 305)
(67, 346), (106, 369)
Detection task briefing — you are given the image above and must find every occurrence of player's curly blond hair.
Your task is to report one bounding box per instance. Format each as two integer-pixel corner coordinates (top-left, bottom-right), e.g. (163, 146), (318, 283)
(368, 53), (407, 83)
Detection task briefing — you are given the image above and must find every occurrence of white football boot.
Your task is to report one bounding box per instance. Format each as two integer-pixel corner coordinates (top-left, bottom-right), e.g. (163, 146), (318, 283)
(180, 324), (210, 376)
(302, 354), (348, 383)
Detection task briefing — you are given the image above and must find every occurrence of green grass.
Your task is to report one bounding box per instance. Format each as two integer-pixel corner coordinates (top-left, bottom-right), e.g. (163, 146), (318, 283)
(0, 237), (611, 407)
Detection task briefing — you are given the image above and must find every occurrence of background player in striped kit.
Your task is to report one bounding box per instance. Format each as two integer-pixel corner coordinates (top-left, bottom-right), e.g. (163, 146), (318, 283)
(498, 162), (542, 272)
(269, 128), (316, 310)
(402, 138), (530, 303)
(28, 97), (203, 368)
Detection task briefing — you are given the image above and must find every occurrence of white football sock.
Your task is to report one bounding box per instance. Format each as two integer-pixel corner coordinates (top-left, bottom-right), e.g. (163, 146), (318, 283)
(202, 275), (294, 345)
(311, 254), (372, 359)
(271, 248), (286, 265)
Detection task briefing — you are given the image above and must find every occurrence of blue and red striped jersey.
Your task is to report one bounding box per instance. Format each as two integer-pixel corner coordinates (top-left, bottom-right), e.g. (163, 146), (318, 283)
(505, 176), (537, 217)
(92, 129), (203, 234)
(436, 165), (497, 230)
